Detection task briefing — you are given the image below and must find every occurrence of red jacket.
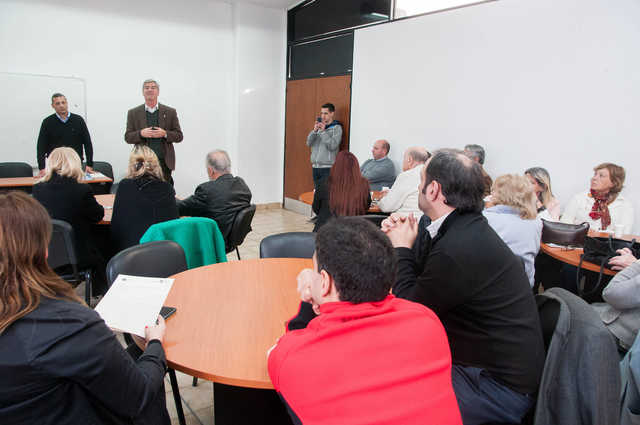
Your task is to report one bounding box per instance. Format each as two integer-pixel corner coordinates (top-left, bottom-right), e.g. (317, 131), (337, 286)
(268, 295), (462, 425)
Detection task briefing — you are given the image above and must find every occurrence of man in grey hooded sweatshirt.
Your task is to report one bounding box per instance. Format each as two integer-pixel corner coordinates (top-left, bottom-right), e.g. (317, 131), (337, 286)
(307, 102), (342, 188)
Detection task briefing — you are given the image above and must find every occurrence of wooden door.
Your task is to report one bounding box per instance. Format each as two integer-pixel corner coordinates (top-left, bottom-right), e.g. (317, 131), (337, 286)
(284, 75), (351, 200)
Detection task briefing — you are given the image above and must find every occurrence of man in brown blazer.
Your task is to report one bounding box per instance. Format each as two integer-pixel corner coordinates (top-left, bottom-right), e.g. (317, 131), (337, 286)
(125, 79), (183, 184)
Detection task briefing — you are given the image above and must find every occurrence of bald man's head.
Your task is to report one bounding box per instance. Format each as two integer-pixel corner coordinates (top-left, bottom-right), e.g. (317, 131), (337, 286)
(372, 139), (390, 160)
(402, 147), (431, 171)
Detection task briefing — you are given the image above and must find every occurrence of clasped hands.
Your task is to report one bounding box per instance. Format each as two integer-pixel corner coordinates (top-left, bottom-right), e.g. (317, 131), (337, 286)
(140, 127), (167, 138)
(609, 247), (638, 271)
(381, 213), (420, 249)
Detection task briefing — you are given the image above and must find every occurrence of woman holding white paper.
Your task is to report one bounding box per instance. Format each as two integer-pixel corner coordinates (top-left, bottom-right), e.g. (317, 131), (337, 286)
(0, 191), (170, 425)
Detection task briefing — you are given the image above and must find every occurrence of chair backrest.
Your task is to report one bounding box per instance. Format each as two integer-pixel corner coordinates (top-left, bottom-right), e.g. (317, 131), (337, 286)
(91, 161), (114, 179)
(139, 217), (227, 269)
(533, 287), (621, 425)
(260, 232), (316, 259)
(357, 214), (389, 228)
(0, 162), (33, 178)
(106, 240), (187, 286)
(227, 204), (257, 252)
(47, 219), (79, 270)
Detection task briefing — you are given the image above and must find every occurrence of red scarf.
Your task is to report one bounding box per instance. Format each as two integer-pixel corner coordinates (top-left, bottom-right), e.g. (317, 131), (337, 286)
(589, 190), (611, 230)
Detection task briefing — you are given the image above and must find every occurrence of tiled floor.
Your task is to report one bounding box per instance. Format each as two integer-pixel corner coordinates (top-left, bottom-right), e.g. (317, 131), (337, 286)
(165, 207), (313, 424)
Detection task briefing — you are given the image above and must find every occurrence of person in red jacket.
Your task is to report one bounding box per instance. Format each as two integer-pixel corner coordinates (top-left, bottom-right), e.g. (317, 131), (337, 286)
(268, 217), (462, 425)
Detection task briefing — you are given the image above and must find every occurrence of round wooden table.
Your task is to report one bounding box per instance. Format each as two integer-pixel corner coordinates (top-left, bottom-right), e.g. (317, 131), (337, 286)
(163, 258), (310, 424)
(164, 258), (311, 388)
(298, 190), (384, 213)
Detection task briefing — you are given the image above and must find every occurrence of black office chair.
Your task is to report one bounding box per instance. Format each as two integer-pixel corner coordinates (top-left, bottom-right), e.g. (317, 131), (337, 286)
(47, 219), (93, 304)
(0, 162), (33, 178)
(106, 240), (188, 425)
(88, 161), (113, 194)
(226, 204), (257, 260)
(356, 214), (389, 228)
(260, 232), (316, 259)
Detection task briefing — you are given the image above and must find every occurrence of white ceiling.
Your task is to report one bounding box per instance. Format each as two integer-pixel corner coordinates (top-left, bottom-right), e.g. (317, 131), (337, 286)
(225, 0), (301, 9)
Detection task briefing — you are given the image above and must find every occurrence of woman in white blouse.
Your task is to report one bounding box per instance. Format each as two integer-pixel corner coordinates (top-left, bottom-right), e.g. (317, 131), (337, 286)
(561, 163), (634, 234)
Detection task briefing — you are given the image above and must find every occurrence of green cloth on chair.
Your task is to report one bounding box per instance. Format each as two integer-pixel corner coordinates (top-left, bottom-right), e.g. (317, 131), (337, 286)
(140, 217), (227, 269)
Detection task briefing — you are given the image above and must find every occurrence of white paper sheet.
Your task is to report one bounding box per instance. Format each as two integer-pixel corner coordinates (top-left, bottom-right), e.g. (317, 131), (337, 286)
(94, 274), (174, 337)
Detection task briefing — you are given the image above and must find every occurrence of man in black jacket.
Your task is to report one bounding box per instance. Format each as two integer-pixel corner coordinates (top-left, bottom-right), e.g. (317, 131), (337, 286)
(382, 149), (544, 425)
(177, 150), (251, 249)
(36, 93), (94, 176)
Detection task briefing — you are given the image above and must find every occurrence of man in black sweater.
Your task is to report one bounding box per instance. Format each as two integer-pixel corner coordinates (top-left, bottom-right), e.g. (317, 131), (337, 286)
(177, 150), (251, 249)
(382, 149), (544, 425)
(36, 93), (93, 176)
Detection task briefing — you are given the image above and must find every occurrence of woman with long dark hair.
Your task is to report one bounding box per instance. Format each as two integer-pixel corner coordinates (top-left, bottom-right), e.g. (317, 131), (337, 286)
(0, 192), (170, 424)
(312, 151), (371, 231)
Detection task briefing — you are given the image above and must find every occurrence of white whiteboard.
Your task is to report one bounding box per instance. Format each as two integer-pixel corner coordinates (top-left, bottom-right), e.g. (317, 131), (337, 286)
(351, 0), (640, 232)
(0, 72), (86, 167)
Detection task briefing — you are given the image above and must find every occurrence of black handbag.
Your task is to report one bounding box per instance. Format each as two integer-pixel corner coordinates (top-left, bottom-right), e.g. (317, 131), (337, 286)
(541, 219), (589, 247)
(577, 236), (640, 298)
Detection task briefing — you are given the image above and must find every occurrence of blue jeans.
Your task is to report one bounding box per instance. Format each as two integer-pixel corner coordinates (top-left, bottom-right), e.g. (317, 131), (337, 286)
(452, 364), (533, 425)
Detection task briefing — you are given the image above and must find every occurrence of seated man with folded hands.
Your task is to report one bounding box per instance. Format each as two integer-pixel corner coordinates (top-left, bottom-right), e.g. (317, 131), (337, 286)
(268, 217), (462, 425)
(377, 146), (430, 217)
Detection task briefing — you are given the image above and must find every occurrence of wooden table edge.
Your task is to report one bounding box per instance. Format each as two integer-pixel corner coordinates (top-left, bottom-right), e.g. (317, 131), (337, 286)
(540, 243), (616, 276)
(0, 176), (113, 187)
(298, 190), (384, 213)
(166, 360), (275, 389)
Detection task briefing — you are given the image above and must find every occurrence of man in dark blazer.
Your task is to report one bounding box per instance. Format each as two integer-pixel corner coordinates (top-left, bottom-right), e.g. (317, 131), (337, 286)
(382, 149), (544, 425)
(177, 150), (251, 249)
(125, 79), (183, 184)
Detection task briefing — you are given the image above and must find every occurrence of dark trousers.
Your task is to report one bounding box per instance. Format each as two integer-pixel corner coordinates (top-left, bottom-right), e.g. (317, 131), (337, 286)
(159, 160), (174, 186)
(312, 167), (330, 189)
(451, 364), (533, 425)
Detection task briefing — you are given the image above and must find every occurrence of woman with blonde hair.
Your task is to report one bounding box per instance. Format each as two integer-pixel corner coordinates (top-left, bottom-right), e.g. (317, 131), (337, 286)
(32, 147), (107, 295)
(525, 167), (562, 220)
(483, 174), (542, 287)
(111, 145), (178, 252)
(562, 163), (634, 233)
(0, 191), (170, 424)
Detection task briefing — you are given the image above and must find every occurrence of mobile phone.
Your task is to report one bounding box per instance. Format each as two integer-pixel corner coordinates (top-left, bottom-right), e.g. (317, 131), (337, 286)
(316, 117), (322, 123)
(151, 126), (157, 130)
(160, 306), (177, 320)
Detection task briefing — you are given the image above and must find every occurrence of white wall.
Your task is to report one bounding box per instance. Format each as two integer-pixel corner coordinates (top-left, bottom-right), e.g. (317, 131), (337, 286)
(233, 3), (286, 204)
(0, 0), (286, 203)
(350, 0), (640, 232)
